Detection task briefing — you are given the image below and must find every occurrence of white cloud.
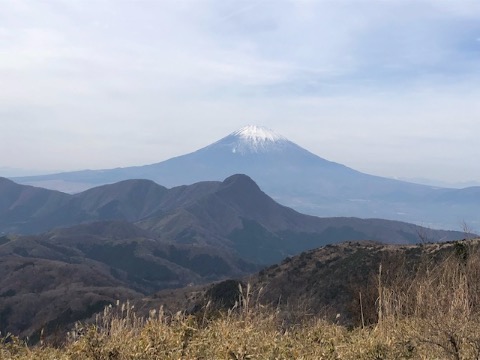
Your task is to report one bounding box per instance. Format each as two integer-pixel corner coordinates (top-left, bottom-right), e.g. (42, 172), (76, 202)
(0, 0), (479, 182)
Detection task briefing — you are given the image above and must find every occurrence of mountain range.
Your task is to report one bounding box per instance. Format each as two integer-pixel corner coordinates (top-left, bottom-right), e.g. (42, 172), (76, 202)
(0, 173), (470, 340)
(0, 174), (464, 263)
(2, 125), (477, 345)
(145, 238), (480, 329)
(13, 125), (480, 230)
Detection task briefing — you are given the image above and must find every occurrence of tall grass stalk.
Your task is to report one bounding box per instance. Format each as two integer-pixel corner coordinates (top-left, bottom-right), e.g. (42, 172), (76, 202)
(377, 241), (480, 359)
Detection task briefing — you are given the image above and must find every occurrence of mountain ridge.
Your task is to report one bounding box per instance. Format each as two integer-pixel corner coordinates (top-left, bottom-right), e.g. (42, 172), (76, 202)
(0, 174), (466, 265)
(0, 173), (471, 341)
(12, 125), (477, 230)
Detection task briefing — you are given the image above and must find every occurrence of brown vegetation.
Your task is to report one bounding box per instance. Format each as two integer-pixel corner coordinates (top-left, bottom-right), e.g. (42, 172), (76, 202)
(2, 239), (480, 359)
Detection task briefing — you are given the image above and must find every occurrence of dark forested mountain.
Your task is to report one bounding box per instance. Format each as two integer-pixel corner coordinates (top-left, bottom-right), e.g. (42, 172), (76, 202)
(0, 220), (256, 340)
(0, 174), (466, 265)
(13, 126), (480, 230)
(0, 173), (471, 341)
(147, 239), (480, 329)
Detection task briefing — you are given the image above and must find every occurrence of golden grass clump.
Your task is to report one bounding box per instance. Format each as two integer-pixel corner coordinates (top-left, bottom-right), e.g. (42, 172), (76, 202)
(0, 293), (431, 359)
(3, 240), (480, 359)
(376, 241), (480, 360)
(0, 305), (416, 359)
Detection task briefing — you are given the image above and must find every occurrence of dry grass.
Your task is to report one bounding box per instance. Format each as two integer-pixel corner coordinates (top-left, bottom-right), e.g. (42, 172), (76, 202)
(0, 305), (416, 360)
(377, 240), (480, 360)
(3, 241), (480, 359)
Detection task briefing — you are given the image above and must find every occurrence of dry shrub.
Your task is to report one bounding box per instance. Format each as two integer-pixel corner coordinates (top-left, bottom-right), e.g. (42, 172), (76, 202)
(377, 241), (480, 359)
(5, 241), (480, 359)
(0, 283), (421, 359)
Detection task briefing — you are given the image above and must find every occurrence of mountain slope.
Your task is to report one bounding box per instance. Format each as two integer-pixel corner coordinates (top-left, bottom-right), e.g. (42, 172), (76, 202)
(72, 179), (169, 221)
(136, 174), (465, 264)
(0, 173), (470, 341)
(13, 126), (478, 229)
(0, 220), (257, 339)
(0, 177), (74, 234)
(0, 175), (466, 265)
(144, 238), (480, 329)
(0, 177), (222, 235)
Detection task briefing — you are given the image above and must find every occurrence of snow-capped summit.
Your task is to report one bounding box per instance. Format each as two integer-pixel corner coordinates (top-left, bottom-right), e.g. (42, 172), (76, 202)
(13, 125), (479, 230)
(216, 125), (289, 154)
(232, 125), (286, 143)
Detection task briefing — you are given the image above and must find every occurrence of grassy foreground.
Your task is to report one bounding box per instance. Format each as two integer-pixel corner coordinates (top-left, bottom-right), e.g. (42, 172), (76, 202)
(3, 241), (480, 359)
(0, 309), (449, 360)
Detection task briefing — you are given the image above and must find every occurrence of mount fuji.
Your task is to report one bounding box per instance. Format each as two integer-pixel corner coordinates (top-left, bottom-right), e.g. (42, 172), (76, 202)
(14, 126), (480, 229)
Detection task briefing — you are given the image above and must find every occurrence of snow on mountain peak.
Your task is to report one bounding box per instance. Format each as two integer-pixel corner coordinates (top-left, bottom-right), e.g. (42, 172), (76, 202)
(225, 125), (289, 154)
(232, 125), (286, 143)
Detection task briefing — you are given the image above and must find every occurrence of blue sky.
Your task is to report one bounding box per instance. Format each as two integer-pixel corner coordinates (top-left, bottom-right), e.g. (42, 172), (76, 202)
(1, 0), (480, 184)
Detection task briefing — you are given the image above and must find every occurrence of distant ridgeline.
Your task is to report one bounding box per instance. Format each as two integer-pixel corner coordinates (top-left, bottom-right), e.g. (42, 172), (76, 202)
(12, 125), (480, 230)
